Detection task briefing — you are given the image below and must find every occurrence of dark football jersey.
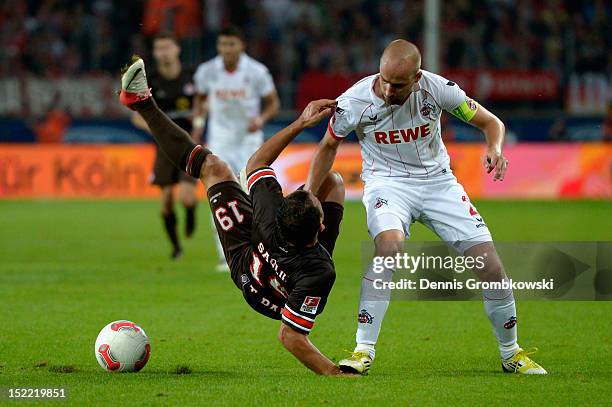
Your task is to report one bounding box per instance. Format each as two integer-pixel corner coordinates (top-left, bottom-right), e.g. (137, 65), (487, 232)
(148, 66), (195, 132)
(246, 168), (337, 334)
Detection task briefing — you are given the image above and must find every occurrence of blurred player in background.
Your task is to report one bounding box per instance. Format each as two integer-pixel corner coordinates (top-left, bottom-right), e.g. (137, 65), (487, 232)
(131, 33), (198, 260)
(307, 40), (547, 375)
(193, 26), (280, 271)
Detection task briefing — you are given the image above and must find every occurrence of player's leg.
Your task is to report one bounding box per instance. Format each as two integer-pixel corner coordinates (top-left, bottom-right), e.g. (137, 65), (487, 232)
(340, 182), (414, 374)
(420, 175), (546, 374)
(465, 242), (546, 374)
(464, 242), (517, 356)
(119, 57), (253, 272)
(312, 171), (345, 256)
(339, 227), (404, 375)
(120, 58), (213, 183)
(151, 149), (182, 259)
(178, 176), (198, 238)
(160, 185), (182, 259)
(206, 142), (239, 271)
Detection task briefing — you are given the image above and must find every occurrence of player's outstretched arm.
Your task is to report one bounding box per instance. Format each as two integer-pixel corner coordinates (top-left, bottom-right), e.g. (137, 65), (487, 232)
(305, 130), (342, 195)
(246, 99), (336, 174)
(468, 105), (508, 181)
(278, 323), (346, 376)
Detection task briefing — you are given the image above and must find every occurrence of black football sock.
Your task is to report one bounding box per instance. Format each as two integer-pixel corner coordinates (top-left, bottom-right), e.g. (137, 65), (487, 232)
(133, 98), (210, 178)
(162, 211), (180, 252)
(185, 204), (197, 237)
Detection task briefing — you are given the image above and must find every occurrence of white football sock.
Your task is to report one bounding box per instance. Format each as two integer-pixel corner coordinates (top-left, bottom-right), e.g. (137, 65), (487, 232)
(483, 281), (520, 360)
(354, 262), (393, 360)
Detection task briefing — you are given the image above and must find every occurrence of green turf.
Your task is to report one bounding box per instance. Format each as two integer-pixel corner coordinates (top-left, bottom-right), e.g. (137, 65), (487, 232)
(0, 200), (611, 406)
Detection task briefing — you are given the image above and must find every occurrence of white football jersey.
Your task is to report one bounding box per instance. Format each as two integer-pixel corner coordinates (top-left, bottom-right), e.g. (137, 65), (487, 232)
(194, 53), (276, 144)
(329, 70), (476, 182)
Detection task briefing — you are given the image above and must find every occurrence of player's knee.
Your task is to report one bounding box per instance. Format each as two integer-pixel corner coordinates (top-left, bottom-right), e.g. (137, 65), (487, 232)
(316, 171), (345, 204)
(375, 242), (403, 258)
(481, 256), (505, 281)
(160, 190), (173, 215)
(325, 171), (344, 189)
(374, 230), (404, 258)
(325, 171), (345, 198)
(201, 154), (234, 182)
(161, 204), (172, 216)
(466, 242), (506, 281)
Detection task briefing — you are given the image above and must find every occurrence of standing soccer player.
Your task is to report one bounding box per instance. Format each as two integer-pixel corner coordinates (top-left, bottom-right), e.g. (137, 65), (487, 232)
(306, 40), (547, 375)
(132, 33), (198, 260)
(192, 26), (280, 271)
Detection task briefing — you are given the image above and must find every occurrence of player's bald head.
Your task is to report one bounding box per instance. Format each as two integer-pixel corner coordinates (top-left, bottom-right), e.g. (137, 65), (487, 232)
(377, 40), (422, 105)
(380, 40), (421, 78)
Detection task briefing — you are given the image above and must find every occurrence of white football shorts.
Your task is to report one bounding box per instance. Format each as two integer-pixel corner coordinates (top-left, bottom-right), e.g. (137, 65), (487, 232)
(362, 172), (492, 253)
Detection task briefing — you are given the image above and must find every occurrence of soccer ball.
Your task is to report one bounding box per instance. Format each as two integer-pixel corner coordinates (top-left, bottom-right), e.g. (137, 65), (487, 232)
(94, 320), (151, 372)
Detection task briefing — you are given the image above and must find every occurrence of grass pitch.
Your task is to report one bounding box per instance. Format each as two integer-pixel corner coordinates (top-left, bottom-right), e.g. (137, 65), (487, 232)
(0, 200), (611, 406)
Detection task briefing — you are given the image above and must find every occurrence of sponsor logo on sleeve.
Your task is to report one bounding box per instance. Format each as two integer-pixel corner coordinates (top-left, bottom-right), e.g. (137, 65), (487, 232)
(300, 296), (321, 314)
(446, 81), (456, 86)
(335, 106), (345, 115)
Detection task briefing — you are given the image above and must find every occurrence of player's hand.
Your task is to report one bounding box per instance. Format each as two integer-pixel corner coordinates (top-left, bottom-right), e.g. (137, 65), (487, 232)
(248, 116), (264, 133)
(298, 99), (337, 128)
(483, 148), (508, 181)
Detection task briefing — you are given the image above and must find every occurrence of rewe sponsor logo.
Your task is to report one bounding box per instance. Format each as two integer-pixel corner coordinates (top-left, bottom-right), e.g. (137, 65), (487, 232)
(215, 89), (246, 100)
(374, 124), (430, 144)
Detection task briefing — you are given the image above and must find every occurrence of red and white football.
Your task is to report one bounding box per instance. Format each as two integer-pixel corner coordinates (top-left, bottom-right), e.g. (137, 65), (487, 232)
(94, 320), (150, 372)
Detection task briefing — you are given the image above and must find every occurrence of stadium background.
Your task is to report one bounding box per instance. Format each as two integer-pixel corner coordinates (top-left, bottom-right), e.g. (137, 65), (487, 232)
(0, 0), (610, 199)
(0, 1), (611, 406)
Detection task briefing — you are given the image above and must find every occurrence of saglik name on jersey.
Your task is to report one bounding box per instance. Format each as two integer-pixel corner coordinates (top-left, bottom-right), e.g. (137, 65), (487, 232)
(256, 241), (288, 283)
(374, 124), (430, 144)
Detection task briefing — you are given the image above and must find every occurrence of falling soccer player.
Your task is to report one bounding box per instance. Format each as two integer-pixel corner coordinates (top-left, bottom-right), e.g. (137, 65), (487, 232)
(306, 40), (547, 375)
(120, 57), (351, 375)
(131, 33), (198, 260)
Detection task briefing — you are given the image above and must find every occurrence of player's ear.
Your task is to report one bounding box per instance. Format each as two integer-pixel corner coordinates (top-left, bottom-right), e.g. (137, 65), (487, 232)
(319, 223), (325, 233)
(415, 70), (422, 82)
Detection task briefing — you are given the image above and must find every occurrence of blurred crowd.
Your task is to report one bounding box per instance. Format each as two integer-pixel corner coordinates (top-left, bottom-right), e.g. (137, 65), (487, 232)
(0, 0), (609, 101)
